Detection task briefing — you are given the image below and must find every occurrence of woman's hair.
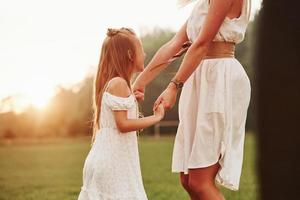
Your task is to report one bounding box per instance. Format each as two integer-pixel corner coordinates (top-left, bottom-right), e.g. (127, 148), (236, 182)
(177, 0), (196, 7)
(91, 27), (138, 145)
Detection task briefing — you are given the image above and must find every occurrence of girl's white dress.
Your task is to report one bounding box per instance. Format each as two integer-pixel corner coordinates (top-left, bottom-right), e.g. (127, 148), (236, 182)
(78, 80), (148, 200)
(172, 0), (251, 191)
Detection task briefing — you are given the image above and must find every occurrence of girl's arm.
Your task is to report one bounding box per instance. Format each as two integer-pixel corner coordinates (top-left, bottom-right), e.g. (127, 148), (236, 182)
(133, 21), (189, 90)
(107, 77), (165, 133)
(113, 107), (164, 133)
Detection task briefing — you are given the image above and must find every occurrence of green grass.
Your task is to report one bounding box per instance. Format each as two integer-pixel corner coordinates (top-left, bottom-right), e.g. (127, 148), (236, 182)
(0, 134), (259, 200)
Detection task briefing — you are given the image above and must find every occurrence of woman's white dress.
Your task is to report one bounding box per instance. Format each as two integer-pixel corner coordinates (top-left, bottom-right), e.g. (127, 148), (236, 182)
(172, 0), (251, 191)
(78, 80), (148, 199)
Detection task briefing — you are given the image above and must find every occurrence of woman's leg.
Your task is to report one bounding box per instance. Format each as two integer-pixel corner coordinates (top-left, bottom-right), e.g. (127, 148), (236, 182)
(188, 162), (225, 200)
(180, 173), (198, 200)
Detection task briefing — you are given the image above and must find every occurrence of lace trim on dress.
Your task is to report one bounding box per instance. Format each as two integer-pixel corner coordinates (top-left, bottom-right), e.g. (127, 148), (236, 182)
(103, 92), (136, 111)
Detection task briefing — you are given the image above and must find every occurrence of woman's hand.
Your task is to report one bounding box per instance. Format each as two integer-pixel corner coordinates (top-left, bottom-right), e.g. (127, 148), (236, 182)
(132, 81), (145, 102)
(153, 83), (178, 111)
(133, 90), (144, 102)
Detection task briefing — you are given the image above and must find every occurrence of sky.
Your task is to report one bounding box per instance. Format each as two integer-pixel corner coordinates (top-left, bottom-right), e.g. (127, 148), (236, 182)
(0, 0), (262, 112)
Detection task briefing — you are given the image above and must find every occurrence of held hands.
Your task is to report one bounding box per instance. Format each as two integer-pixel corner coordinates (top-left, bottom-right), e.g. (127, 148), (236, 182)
(153, 83), (178, 111)
(153, 103), (165, 121)
(133, 80), (178, 120)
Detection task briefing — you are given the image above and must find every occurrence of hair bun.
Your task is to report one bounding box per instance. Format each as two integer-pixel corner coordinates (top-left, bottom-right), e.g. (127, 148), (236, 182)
(107, 28), (120, 37)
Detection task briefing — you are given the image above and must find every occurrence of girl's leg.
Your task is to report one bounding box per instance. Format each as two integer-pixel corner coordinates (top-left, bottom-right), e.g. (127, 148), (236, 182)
(180, 173), (198, 200)
(188, 162), (225, 200)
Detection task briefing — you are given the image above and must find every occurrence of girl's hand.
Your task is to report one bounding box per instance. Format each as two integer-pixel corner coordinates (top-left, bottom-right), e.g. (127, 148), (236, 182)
(154, 103), (165, 121)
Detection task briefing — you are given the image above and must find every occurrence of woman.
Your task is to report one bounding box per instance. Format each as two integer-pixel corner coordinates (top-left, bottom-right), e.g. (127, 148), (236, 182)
(133, 0), (252, 199)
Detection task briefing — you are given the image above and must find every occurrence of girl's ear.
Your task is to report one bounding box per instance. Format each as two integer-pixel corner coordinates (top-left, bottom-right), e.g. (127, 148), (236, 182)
(127, 50), (134, 62)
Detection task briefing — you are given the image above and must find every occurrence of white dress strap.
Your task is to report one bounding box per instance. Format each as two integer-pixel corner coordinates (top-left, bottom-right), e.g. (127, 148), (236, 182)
(103, 92), (135, 111)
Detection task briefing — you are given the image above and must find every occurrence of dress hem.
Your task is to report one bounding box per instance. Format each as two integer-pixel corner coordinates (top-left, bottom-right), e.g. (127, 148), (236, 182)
(78, 186), (148, 200)
(171, 159), (239, 191)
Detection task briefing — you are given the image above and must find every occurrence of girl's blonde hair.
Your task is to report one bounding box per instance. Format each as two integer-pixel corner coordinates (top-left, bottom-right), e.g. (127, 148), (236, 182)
(91, 27), (138, 145)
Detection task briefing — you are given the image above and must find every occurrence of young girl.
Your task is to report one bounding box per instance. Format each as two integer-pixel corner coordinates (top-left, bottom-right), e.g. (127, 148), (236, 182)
(78, 27), (165, 200)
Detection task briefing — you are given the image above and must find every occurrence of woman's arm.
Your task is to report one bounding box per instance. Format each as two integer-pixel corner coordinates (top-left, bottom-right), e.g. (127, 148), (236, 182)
(173, 0), (235, 82)
(154, 0), (235, 109)
(107, 77), (165, 133)
(133, 21), (189, 90)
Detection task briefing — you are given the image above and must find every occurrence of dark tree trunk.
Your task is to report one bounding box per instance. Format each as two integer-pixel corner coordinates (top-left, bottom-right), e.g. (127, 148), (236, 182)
(256, 0), (300, 199)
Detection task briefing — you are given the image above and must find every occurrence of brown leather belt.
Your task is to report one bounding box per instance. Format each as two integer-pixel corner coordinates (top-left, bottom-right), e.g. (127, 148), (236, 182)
(203, 41), (236, 59)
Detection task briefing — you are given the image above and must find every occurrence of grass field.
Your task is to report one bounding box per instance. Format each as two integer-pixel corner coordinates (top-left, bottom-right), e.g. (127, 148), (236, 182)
(0, 134), (259, 200)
